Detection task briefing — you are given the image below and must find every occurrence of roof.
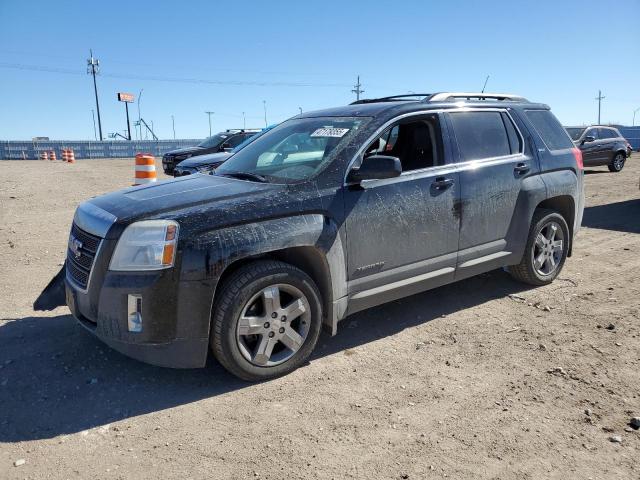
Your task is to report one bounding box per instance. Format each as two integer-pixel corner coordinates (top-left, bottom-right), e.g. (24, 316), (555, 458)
(299, 92), (547, 119)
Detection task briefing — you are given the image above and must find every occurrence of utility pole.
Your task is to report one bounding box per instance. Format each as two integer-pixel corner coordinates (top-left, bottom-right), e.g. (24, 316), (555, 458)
(87, 49), (103, 141)
(171, 115), (176, 139)
(137, 89), (143, 140)
(242, 112), (246, 130)
(263, 101), (267, 127)
(352, 75), (364, 101)
(595, 90), (605, 124)
(91, 109), (97, 141)
(481, 75), (490, 93)
(633, 107), (640, 126)
(298, 107), (302, 115)
(205, 111), (214, 136)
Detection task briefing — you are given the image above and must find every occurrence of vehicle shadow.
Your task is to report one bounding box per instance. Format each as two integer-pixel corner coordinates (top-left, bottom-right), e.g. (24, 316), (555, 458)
(582, 198), (640, 234)
(0, 269), (533, 443)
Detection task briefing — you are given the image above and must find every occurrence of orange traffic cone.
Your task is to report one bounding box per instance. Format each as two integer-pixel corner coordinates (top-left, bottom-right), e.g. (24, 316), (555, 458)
(61, 149), (69, 162)
(68, 148), (75, 163)
(134, 153), (157, 185)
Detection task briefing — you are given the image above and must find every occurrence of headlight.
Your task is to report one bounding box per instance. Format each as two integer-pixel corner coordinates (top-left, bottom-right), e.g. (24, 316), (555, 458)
(195, 165), (215, 173)
(109, 220), (179, 271)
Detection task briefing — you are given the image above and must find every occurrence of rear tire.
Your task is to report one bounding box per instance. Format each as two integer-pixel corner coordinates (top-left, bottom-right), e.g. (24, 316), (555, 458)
(508, 209), (570, 286)
(608, 152), (625, 172)
(211, 260), (323, 381)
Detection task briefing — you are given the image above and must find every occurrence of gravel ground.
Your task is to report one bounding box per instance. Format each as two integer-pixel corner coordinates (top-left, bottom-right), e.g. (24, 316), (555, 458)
(0, 156), (639, 479)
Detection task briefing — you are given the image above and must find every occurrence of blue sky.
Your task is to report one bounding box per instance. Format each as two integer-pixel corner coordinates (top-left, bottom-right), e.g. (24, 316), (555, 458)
(1, 0), (639, 140)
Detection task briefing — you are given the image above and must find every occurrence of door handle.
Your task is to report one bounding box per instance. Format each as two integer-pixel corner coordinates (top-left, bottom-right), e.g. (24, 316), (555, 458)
(432, 177), (454, 189)
(514, 163), (530, 174)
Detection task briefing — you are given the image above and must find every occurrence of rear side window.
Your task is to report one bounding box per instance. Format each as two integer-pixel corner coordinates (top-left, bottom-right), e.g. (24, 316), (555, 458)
(449, 111), (512, 161)
(525, 110), (574, 150)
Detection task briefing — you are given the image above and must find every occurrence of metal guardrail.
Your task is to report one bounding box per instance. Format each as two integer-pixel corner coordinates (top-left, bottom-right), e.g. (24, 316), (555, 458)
(0, 140), (202, 160)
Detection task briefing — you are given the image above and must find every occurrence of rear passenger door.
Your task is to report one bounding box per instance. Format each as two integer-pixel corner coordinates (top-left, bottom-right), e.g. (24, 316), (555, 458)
(445, 109), (535, 278)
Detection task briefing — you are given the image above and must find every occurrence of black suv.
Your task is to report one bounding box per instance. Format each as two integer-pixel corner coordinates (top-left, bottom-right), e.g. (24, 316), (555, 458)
(55, 92), (584, 381)
(565, 125), (630, 172)
(162, 129), (260, 174)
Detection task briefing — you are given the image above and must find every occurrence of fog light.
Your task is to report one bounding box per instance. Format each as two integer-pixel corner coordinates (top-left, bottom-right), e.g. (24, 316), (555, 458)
(127, 294), (143, 333)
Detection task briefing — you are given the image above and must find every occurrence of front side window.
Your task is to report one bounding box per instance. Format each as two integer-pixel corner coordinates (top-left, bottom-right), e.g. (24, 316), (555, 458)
(449, 111), (512, 161)
(215, 117), (368, 183)
(363, 114), (442, 172)
(585, 128), (598, 140)
(566, 127), (586, 141)
(198, 134), (228, 149)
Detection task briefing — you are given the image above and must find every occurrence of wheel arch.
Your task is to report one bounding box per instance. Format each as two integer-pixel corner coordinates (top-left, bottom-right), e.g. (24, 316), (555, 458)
(535, 195), (575, 256)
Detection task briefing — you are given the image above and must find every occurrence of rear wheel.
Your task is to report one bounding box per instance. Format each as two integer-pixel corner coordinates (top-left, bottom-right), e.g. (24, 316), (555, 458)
(508, 209), (569, 286)
(211, 260), (323, 381)
(608, 152), (625, 172)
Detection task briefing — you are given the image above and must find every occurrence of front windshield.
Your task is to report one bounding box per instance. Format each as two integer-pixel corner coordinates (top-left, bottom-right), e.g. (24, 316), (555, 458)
(216, 117), (367, 183)
(565, 127), (585, 141)
(198, 133), (228, 148)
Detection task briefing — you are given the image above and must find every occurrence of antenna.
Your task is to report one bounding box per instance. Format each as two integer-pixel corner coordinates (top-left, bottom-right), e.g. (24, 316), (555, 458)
(352, 75), (364, 101)
(481, 75), (490, 93)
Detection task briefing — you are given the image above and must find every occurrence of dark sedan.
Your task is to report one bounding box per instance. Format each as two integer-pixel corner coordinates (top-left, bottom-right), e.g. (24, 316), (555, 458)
(162, 129), (259, 174)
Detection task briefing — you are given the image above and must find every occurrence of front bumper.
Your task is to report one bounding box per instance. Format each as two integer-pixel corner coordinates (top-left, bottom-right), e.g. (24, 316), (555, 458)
(65, 268), (213, 369)
(162, 156), (175, 174)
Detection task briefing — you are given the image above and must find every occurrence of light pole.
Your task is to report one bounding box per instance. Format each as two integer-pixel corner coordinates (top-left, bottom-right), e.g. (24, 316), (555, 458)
(298, 107), (302, 115)
(595, 90), (605, 124)
(633, 107), (640, 126)
(242, 112), (246, 130)
(137, 89), (143, 140)
(262, 100), (267, 127)
(205, 111), (214, 137)
(171, 115), (176, 139)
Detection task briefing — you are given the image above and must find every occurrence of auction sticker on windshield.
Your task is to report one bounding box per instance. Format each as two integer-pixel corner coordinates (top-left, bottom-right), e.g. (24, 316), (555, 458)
(310, 127), (350, 138)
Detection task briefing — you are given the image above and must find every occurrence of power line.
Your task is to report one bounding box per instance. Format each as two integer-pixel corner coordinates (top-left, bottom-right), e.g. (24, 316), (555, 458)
(0, 62), (352, 88)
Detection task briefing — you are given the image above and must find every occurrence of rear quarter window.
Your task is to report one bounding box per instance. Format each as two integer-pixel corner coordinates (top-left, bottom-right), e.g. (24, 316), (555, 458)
(525, 110), (574, 151)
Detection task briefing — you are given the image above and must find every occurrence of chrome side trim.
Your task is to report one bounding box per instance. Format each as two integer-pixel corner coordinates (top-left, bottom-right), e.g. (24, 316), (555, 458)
(73, 201), (117, 238)
(349, 266), (454, 300)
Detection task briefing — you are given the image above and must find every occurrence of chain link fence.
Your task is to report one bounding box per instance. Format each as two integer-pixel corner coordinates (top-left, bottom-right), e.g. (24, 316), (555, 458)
(0, 140), (202, 160)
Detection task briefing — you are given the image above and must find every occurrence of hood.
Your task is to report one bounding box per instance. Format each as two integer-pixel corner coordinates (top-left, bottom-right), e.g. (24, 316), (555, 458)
(88, 174), (282, 235)
(164, 146), (204, 156)
(177, 152), (232, 168)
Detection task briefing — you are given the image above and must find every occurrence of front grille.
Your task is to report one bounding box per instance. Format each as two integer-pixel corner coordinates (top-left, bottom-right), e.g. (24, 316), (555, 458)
(67, 223), (102, 289)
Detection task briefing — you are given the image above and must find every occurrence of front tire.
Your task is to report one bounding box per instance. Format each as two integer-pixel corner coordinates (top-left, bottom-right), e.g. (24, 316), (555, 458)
(608, 152), (625, 172)
(508, 209), (570, 286)
(211, 260), (323, 381)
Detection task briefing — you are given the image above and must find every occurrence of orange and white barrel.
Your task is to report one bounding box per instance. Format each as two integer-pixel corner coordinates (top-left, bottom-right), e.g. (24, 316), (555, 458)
(68, 148), (75, 163)
(40, 151), (49, 161)
(50, 150), (57, 161)
(61, 149), (69, 162)
(134, 153), (157, 185)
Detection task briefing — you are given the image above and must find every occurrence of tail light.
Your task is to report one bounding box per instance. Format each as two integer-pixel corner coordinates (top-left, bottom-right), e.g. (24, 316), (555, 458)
(572, 147), (583, 170)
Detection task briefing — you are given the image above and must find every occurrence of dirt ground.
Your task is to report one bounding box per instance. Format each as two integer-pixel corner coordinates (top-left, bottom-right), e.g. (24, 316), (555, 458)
(0, 155), (638, 480)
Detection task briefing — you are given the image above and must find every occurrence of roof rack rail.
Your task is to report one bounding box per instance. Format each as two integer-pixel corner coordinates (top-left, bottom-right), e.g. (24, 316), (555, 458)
(427, 92), (528, 102)
(350, 94), (433, 105)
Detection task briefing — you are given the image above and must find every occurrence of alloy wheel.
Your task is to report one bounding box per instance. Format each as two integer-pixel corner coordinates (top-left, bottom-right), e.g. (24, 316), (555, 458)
(236, 284), (311, 367)
(532, 221), (564, 276)
(613, 153), (625, 171)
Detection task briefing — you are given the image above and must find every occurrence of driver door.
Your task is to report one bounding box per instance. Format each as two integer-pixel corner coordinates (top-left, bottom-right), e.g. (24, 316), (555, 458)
(343, 113), (460, 313)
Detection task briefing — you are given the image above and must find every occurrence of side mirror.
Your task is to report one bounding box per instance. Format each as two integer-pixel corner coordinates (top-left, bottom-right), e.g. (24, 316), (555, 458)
(348, 155), (402, 182)
(583, 135), (595, 143)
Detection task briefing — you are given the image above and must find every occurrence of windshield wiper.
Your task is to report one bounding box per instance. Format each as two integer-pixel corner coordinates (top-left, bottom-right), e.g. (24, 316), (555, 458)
(216, 171), (268, 183)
